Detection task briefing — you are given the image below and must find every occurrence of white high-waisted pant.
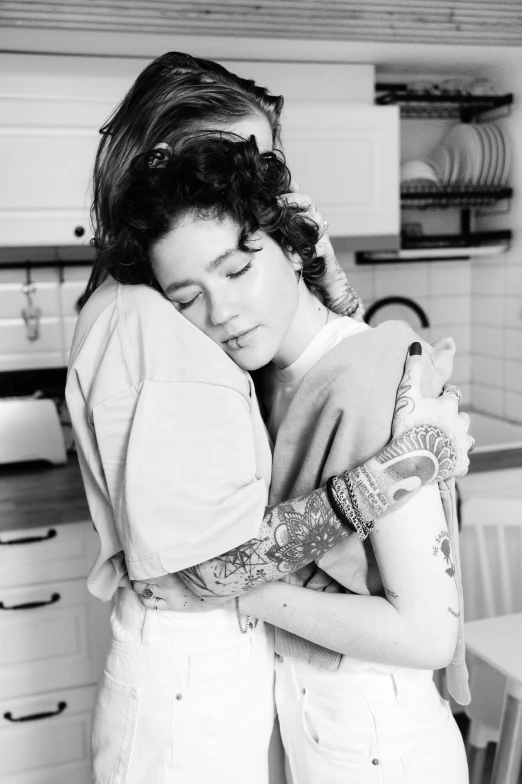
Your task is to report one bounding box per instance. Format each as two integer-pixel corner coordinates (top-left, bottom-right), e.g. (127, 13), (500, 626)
(91, 588), (276, 784)
(276, 657), (469, 784)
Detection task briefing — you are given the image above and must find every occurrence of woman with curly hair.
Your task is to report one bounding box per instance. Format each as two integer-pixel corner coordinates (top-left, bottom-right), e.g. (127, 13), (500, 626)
(66, 52), (471, 784)
(121, 135), (471, 784)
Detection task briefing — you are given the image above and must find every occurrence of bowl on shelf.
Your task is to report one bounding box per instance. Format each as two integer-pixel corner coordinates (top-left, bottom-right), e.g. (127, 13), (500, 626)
(400, 159), (439, 187)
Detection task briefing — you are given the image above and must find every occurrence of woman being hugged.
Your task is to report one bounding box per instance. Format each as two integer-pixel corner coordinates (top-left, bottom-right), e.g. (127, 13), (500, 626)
(67, 52), (471, 784)
(121, 135), (472, 784)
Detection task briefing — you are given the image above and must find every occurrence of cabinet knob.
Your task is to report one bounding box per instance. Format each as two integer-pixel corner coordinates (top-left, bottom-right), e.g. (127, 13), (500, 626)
(74, 225), (85, 238)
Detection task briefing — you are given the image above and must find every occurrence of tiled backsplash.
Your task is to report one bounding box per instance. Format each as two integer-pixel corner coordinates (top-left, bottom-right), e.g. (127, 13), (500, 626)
(0, 265), (90, 371)
(471, 257), (522, 423)
(340, 255), (473, 403)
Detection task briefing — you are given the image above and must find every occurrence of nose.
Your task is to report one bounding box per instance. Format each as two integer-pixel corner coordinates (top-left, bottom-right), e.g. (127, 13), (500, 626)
(208, 290), (240, 327)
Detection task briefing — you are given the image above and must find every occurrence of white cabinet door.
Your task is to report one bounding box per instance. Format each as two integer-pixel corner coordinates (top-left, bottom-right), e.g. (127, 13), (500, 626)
(281, 104), (400, 245)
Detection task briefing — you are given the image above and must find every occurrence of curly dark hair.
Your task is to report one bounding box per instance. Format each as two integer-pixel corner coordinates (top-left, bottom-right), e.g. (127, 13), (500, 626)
(82, 52), (284, 304)
(103, 133), (325, 291)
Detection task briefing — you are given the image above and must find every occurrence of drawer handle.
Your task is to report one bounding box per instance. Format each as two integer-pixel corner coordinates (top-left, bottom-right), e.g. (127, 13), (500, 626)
(0, 529), (57, 546)
(4, 701), (67, 723)
(0, 592), (60, 611)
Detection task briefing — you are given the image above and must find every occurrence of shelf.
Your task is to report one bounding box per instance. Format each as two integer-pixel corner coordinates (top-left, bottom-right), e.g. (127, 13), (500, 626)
(375, 84), (513, 121)
(356, 230), (511, 264)
(401, 185), (512, 210)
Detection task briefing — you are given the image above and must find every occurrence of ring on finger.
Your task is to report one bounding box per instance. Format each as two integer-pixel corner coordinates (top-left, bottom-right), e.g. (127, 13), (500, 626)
(143, 584), (154, 599)
(154, 597), (161, 611)
(443, 384), (462, 406)
(323, 219), (329, 231)
(469, 437), (476, 453)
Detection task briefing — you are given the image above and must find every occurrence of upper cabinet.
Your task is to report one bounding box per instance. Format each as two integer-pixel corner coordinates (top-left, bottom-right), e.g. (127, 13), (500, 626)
(0, 55), (399, 249)
(282, 103), (400, 246)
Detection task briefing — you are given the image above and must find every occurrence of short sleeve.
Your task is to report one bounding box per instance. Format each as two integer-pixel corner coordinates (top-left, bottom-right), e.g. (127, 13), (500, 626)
(104, 379), (268, 580)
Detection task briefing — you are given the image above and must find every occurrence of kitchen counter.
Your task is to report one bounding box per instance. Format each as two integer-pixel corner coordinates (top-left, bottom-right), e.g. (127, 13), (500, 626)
(469, 447), (522, 474)
(0, 453), (89, 533)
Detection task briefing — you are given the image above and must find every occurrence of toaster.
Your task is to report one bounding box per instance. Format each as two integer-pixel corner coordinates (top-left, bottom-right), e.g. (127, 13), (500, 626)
(0, 397), (67, 465)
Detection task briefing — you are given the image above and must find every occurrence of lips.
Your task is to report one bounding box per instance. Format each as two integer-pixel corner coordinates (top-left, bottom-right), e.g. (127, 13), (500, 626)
(223, 326), (259, 350)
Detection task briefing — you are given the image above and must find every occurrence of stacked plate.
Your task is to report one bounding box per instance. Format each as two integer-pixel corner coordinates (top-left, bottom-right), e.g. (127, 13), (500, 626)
(427, 122), (510, 188)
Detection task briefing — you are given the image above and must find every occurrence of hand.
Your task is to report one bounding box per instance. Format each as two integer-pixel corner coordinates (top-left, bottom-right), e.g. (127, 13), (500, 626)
(420, 336), (456, 398)
(132, 575), (232, 613)
(392, 342), (473, 479)
(278, 189), (364, 320)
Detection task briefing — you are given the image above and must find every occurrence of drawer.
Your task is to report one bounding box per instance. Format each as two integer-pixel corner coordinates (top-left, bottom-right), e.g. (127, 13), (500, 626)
(0, 684), (96, 783)
(0, 522), (98, 589)
(0, 577), (111, 699)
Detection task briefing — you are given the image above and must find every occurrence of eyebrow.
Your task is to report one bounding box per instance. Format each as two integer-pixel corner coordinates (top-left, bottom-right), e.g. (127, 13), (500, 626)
(163, 244), (241, 297)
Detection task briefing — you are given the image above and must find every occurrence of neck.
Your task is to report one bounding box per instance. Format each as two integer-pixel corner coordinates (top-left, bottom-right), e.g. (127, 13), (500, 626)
(273, 284), (337, 369)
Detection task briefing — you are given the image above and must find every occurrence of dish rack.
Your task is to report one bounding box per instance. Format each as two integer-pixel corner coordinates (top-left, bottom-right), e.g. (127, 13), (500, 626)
(357, 83), (513, 264)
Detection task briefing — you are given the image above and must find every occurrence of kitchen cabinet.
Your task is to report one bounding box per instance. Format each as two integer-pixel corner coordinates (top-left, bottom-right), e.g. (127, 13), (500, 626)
(0, 521), (111, 783)
(282, 104), (400, 247)
(0, 53), (397, 250)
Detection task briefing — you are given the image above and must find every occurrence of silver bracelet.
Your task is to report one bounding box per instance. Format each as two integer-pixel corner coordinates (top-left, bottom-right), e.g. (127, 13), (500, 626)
(332, 476), (372, 541)
(343, 472), (375, 537)
(235, 596), (250, 634)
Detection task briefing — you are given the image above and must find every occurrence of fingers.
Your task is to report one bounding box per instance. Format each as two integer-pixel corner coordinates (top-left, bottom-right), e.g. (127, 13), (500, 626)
(401, 342), (424, 395)
(431, 336), (456, 355)
(137, 595), (167, 611)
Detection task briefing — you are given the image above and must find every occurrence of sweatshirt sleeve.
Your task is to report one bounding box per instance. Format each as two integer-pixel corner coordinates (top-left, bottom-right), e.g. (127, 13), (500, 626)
(93, 378), (269, 580)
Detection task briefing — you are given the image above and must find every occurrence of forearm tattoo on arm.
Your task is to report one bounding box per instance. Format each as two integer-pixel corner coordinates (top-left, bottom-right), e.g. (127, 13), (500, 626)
(179, 487), (352, 596)
(433, 530), (456, 578)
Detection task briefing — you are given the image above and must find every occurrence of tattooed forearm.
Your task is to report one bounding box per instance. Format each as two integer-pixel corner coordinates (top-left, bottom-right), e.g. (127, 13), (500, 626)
(177, 425), (459, 598)
(320, 257), (365, 320)
(178, 487), (352, 596)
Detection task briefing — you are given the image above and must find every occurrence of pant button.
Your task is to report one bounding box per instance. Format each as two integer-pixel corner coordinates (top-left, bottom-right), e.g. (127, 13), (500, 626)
(301, 688), (306, 695)
(372, 758), (379, 766)
(176, 694), (183, 701)
(276, 654), (284, 663)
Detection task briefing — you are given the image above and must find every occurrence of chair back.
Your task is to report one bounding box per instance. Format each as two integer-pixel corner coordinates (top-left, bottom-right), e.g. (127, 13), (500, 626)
(460, 497), (522, 622)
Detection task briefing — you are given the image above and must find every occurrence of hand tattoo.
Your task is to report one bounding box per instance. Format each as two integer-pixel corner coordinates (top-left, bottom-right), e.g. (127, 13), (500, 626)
(393, 370), (415, 417)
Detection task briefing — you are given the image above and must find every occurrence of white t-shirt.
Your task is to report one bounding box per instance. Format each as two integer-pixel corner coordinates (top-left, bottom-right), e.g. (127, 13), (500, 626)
(66, 278), (272, 601)
(264, 316), (370, 442)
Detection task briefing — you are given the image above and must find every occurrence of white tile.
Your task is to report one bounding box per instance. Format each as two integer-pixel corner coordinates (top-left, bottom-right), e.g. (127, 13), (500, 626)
(471, 384), (504, 418)
(429, 262), (471, 297)
(504, 391), (522, 424)
(339, 267), (374, 301)
(471, 296), (504, 327)
(505, 360), (522, 394)
(505, 328), (522, 361)
(472, 326), (504, 357)
(504, 298), (522, 329)
(430, 296), (471, 327)
(472, 263), (505, 296)
(504, 263), (522, 298)
(471, 355), (505, 389)
(374, 263), (429, 299)
(431, 325), (471, 354)
(452, 354), (471, 385)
